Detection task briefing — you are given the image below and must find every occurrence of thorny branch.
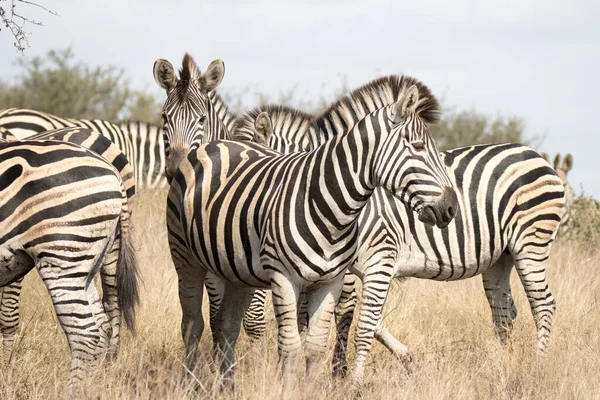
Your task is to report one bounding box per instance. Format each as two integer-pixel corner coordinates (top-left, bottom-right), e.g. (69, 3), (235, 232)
(0, 0), (58, 54)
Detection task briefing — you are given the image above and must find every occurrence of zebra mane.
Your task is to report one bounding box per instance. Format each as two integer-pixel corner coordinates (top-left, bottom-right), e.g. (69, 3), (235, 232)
(208, 91), (238, 133)
(315, 75), (441, 134)
(232, 104), (313, 142)
(175, 53), (202, 101)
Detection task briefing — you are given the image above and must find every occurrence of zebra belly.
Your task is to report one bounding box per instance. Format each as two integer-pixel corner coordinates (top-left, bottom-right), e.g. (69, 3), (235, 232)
(391, 249), (503, 281)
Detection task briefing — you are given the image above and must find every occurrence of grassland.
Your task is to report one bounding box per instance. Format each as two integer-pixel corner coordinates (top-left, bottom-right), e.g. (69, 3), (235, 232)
(1, 188), (599, 399)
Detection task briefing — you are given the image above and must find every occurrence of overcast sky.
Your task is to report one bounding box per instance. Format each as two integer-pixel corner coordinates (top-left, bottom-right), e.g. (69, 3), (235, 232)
(1, 0), (598, 197)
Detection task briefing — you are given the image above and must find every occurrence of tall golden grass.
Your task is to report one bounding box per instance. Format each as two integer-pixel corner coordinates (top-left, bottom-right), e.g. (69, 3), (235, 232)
(1, 188), (599, 399)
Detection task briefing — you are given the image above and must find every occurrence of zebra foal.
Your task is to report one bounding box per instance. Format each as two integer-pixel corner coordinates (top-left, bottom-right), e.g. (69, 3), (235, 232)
(0, 139), (139, 396)
(166, 74), (458, 391)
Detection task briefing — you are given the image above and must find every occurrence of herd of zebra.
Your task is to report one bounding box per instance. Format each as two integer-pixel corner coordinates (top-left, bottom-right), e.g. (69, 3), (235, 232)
(0, 53), (575, 397)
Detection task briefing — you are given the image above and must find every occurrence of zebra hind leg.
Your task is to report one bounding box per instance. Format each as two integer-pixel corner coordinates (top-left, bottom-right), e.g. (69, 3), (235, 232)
(100, 234), (121, 360)
(332, 272), (358, 378)
(513, 252), (555, 354)
(510, 221), (558, 354)
(39, 260), (110, 398)
(0, 278), (23, 364)
(242, 289), (267, 342)
(481, 252), (517, 345)
(350, 258), (395, 388)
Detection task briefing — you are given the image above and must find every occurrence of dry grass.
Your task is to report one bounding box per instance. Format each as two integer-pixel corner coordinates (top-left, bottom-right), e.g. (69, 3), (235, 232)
(1, 188), (599, 399)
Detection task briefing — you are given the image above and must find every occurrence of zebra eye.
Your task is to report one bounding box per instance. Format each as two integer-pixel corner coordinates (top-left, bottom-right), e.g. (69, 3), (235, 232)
(199, 115), (207, 126)
(412, 140), (425, 150)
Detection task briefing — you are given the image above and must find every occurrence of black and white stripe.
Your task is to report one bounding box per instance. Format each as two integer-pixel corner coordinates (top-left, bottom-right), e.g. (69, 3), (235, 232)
(236, 105), (566, 384)
(0, 127), (137, 366)
(0, 139), (139, 396)
(166, 74), (457, 390)
(154, 53), (270, 343)
(0, 107), (168, 189)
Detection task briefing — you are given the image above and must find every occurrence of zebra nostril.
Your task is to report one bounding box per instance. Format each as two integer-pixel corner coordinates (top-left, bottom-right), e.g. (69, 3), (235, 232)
(448, 206), (454, 217)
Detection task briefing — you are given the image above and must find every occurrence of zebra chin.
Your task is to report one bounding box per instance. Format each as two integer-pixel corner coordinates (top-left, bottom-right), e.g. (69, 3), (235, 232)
(417, 187), (458, 229)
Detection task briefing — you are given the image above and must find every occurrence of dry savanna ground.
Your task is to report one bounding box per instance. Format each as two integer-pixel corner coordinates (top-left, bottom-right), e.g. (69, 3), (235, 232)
(1, 188), (599, 399)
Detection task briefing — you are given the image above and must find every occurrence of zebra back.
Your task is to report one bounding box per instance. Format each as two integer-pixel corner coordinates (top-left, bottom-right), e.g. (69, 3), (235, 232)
(25, 127), (136, 205)
(0, 108), (166, 189)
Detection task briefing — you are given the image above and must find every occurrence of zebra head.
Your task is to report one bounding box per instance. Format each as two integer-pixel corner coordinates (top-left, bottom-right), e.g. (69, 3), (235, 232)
(375, 83), (458, 228)
(153, 53), (225, 181)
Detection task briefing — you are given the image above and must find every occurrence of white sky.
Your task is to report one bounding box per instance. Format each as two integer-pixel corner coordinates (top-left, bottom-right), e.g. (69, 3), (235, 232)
(1, 0), (598, 197)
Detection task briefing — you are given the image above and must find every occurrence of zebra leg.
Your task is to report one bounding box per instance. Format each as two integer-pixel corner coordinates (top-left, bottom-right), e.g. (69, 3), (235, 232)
(0, 278), (23, 364)
(297, 290), (308, 335)
(351, 259), (395, 387)
(213, 283), (255, 389)
(332, 272), (358, 378)
(242, 289), (267, 342)
(373, 323), (415, 372)
(304, 275), (345, 383)
(39, 263), (110, 397)
(269, 271), (302, 394)
(513, 253), (555, 354)
(204, 273), (224, 349)
(99, 234), (121, 360)
(481, 253), (517, 344)
(177, 263), (207, 372)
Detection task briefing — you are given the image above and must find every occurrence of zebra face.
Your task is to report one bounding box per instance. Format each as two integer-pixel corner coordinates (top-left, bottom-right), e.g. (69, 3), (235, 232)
(154, 54), (225, 181)
(376, 91), (458, 229)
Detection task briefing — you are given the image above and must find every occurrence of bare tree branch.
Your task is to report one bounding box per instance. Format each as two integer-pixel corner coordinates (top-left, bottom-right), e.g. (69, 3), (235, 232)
(0, 0), (58, 54)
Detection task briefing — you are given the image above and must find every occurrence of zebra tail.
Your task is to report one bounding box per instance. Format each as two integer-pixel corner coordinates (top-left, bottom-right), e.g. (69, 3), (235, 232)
(116, 195), (140, 335)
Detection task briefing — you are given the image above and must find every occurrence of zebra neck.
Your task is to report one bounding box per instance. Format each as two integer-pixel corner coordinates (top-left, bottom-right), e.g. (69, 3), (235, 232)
(304, 120), (379, 231)
(208, 91), (237, 134)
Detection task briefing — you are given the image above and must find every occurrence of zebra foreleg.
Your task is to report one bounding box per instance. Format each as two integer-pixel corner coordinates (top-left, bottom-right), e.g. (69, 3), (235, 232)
(332, 272), (358, 378)
(481, 253), (517, 344)
(204, 273), (224, 350)
(213, 283), (255, 390)
(373, 324), (415, 373)
(176, 262), (207, 373)
(304, 275), (345, 384)
(0, 278), (23, 364)
(269, 271), (302, 395)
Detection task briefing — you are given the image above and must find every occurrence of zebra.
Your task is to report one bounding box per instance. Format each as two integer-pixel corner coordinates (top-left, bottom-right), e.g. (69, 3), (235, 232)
(0, 107), (168, 189)
(0, 127), (138, 364)
(234, 106), (566, 385)
(542, 152), (573, 235)
(153, 53), (268, 343)
(166, 74), (458, 391)
(0, 139), (139, 396)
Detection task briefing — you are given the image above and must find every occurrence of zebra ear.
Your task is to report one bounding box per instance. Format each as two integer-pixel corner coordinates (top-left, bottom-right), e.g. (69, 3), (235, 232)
(541, 152), (550, 163)
(392, 85), (420, 123)
(562, 153), (573, 173)
(401, 85), (420, 116)
(254, 112), (273, 144)
(154, 59), (177, 91)
(198, 59), (225, 93)
(553, 153), (561, 170)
